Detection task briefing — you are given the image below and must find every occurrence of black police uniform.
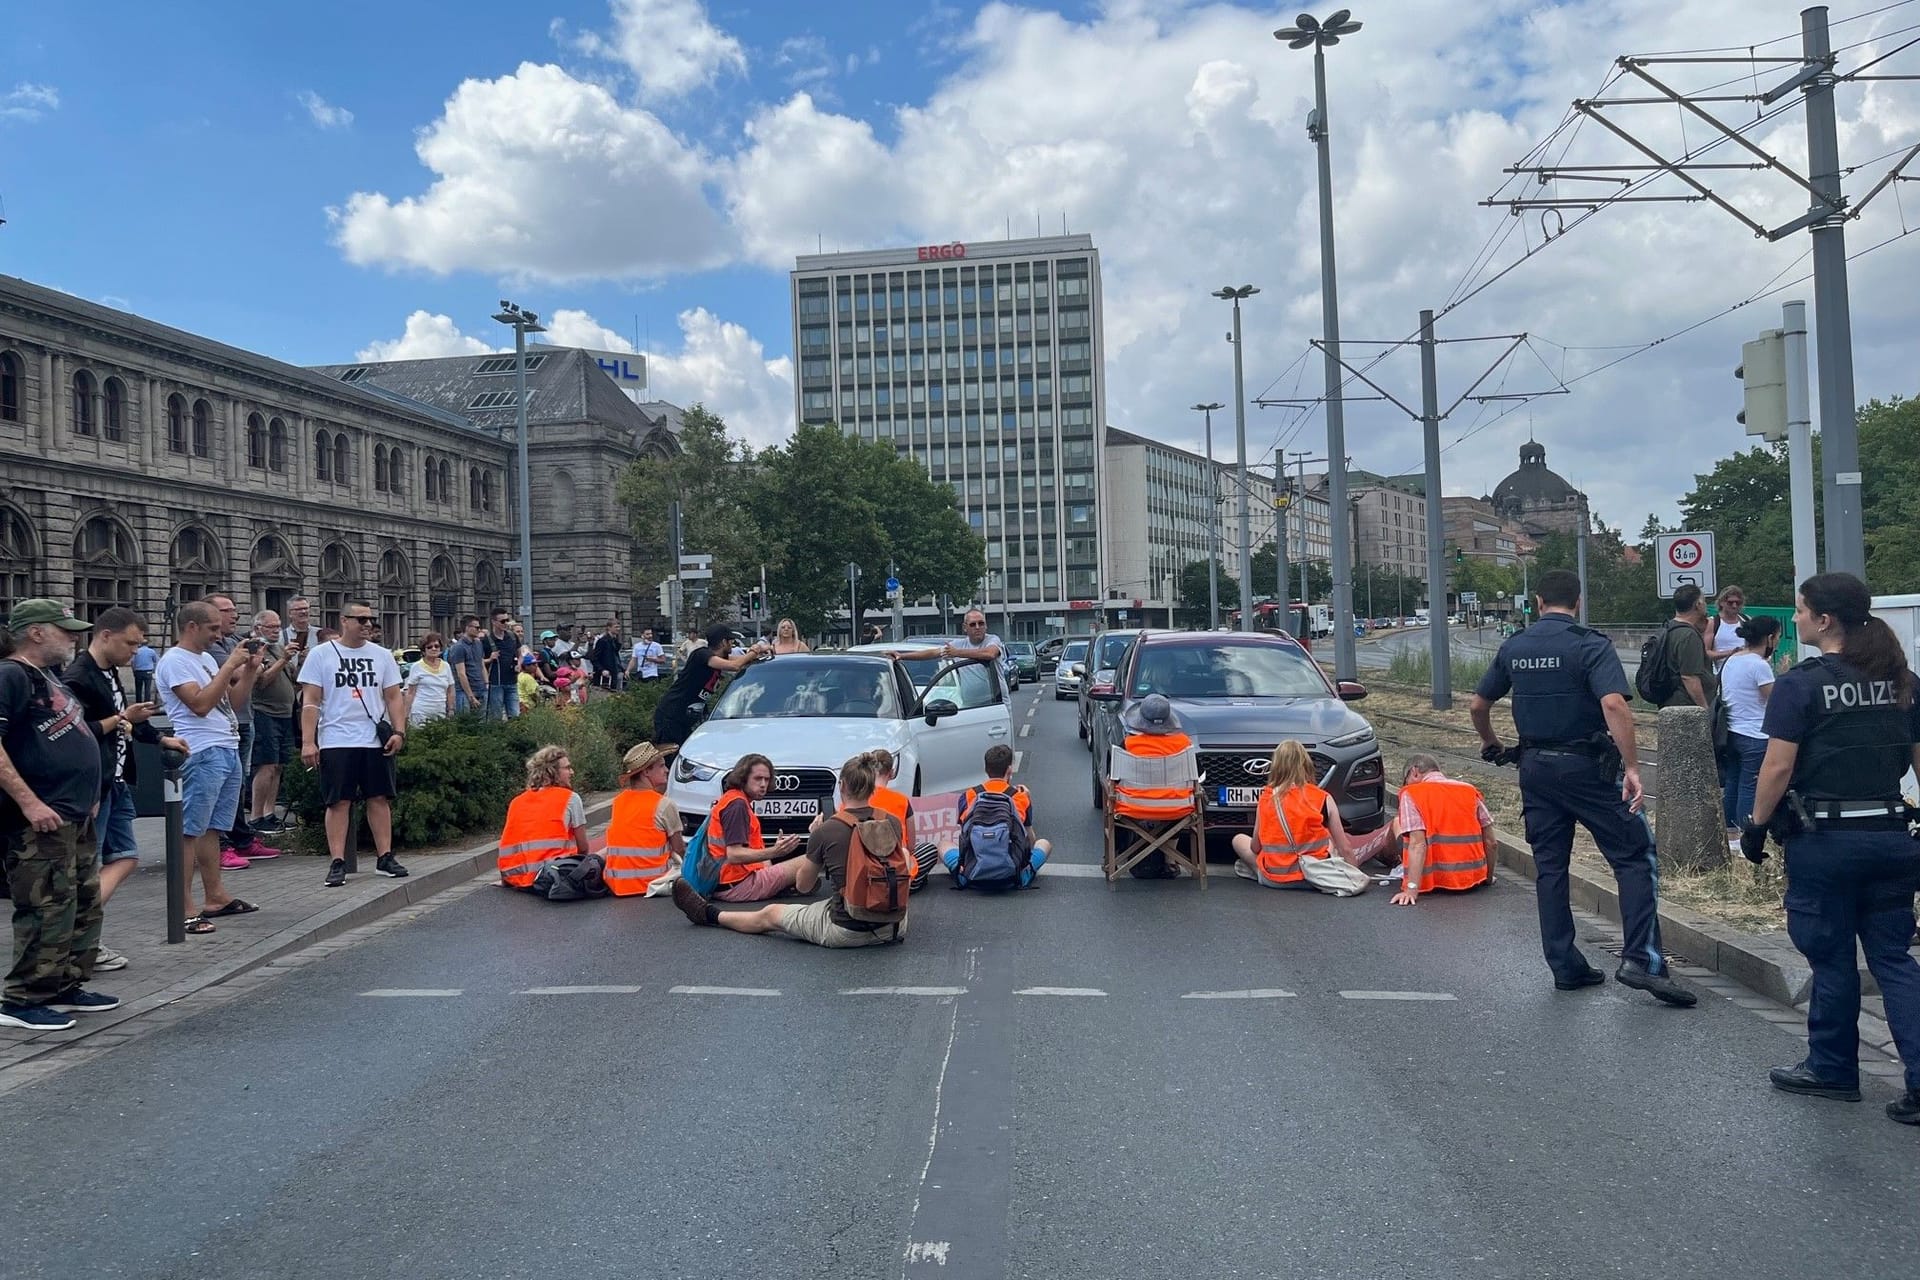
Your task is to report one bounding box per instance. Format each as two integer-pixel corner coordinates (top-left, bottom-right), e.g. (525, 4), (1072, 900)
(1758, 653), (1920, 1095)
(1476, 613), (1669, 983)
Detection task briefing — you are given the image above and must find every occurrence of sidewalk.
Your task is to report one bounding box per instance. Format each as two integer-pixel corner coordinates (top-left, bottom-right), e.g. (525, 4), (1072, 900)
(0, 792), (615, 1078)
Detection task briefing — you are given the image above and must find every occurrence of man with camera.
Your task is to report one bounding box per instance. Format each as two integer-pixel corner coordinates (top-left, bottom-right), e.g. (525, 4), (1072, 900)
(299, 602), (409, 889)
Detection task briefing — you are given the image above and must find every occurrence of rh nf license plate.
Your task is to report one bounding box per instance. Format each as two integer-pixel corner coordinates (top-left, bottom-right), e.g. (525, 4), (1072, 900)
(1218, 786), (1261, 807)
(753, 798), (819, 818)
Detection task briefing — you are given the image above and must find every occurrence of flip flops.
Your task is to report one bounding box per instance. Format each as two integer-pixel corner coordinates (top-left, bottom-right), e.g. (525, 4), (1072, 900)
(202, 899), (259, 918)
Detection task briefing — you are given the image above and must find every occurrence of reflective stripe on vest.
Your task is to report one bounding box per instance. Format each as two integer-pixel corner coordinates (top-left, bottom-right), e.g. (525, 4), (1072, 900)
(1402, 778), (1490, 891)
(1252, 784), (1331, 884)
(604, 789), (672, 896)
(498, 787), (577, 888)
(707, 790), (766, 887)
(1113, 732), (1196, 819)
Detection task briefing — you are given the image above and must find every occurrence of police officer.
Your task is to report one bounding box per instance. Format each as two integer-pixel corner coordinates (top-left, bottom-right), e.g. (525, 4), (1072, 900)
(1471, 569), (1697, 1006)
(1742, 572), (1920, 1124)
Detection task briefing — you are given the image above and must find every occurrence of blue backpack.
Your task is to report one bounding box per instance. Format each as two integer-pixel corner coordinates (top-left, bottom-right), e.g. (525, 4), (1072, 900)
(681, 816), (721, 896)
(958, 788), (1032, 889)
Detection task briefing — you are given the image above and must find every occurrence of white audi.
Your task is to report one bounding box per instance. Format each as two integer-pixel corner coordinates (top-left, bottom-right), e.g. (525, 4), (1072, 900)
(664, 651), (1013, 834)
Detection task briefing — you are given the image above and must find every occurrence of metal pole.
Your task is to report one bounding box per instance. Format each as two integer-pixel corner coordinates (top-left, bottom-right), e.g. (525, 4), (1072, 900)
(1314, 42), (1356, 679)
(1576, 504), (1590, 625)
(1294, 453), (1311, 610)
(1418, 309), (1450, 709)
(1801, 5), (1864, 577)
(1781, 299), (1819, 588)
(848, 562), (859, 643)
(1204, 408), (1220, 630)
(669, 499), (684, 639)
(1276, 496), (1290, 635)
(890, 557), (904, 643)
(512, 320), (535, 631)
(163, 748), (186, 944)
(1231, 298), (1254, 631)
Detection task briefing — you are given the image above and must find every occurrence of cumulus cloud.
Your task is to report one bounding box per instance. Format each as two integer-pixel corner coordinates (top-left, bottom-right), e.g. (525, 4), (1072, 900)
(567, 0), (746, 101)
(0, 83), (59, 123)
(642, 308), (795, 449)
(355, 311), (497, 362)
(296, 90), (354, 129)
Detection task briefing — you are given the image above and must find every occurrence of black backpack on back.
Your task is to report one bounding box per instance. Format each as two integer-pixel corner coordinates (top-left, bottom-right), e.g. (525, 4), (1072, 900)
(1634, 621), (1681, 705)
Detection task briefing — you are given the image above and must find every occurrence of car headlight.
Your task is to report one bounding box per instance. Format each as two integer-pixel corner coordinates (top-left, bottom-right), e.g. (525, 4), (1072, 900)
(675, 754), (722, 783)
(1324, 727), (1375, 749)
(1350, 757), (1384, 782)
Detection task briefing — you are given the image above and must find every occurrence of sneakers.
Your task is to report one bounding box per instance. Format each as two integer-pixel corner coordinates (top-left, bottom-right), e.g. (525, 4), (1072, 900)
(233, 838), (281, 861)
(220, 848), (252, 871)
(46, 988), (120, 1014)
(324, 859), (348, 888)
(375, 853), (410, 879)
(251, 814), (285, 835)
(1888, 1089), (1920, 1125)
(672, 878), (715, 927)
(0, 1002), (76, 1031)
(92, 945), (129, 972)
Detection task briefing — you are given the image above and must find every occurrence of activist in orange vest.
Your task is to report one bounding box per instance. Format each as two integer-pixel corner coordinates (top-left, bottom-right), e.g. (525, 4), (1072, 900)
(603, 742), (685, 897)
(708, 753), (809, 902)
(1390, 753), (1496, 905)
(1111, 694), (1196, 820)
(497, 747), (590, 890)
(1231, 741), (1381, 889)
(857, 748), (939, 894)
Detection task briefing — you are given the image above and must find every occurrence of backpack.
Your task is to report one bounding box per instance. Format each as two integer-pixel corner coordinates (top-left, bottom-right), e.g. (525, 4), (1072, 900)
(531, 853), (610, 902)
(834, 812), (911, 923)
(956, 787), (1033, 889)
(1634, 621), (1681, 704)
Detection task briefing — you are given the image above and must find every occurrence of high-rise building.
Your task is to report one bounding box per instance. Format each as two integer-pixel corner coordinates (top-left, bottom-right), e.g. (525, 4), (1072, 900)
(791, 235), (1106, 640)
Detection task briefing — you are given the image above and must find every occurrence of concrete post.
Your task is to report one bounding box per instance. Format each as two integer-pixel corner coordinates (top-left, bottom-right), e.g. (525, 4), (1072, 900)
(1654, 705), (1729, 872)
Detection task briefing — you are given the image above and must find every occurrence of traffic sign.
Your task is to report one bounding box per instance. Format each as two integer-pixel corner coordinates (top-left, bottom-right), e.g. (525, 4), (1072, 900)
(1460, 591), (1479, 606)
(885, 576), (900, 594)
(1655, 531), (1717, 597)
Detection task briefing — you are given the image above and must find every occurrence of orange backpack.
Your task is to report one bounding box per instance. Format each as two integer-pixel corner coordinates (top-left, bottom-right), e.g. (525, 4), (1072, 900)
(833, 811), (911, 923)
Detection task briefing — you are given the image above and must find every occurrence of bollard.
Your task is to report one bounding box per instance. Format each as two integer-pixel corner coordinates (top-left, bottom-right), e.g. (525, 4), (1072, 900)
(162, 745), (188, 944)
(1653, 705), (1730, 872)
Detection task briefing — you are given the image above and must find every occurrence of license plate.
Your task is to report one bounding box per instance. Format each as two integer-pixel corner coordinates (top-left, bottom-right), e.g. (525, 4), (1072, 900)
(753, 798), (819, 818)
(1218, 786), (1261, 807)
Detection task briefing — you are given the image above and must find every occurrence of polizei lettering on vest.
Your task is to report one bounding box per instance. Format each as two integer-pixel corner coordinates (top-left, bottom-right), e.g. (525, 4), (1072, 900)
(1821, 679), (1898, 711)
(333, 656), (382, 689)
(1509, 657), (1563, 671)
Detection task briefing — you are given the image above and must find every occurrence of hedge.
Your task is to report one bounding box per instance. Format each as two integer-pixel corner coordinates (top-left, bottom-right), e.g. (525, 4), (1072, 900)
(279, 681), (668, 853)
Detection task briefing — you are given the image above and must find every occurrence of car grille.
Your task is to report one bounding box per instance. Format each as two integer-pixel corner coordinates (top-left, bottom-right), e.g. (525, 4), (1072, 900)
(1200, 751), (1338, 791)
(770, 767), (839, 799)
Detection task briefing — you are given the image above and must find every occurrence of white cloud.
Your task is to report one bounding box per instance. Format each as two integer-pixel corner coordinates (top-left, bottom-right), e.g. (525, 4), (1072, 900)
(329, 61), (730, 282)
(775, 35), (837, 88)
(568, 0), (746, 101)
(296, 90), (354, 130)
(642, 308), (794, 449)
(0, 83), (59, 123)
(355, 311), (497, 362)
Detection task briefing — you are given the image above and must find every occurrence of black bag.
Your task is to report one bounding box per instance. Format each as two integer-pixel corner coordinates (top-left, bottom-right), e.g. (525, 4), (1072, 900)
(1634, 623), (1681, 705)
(531, 853), (610, 901)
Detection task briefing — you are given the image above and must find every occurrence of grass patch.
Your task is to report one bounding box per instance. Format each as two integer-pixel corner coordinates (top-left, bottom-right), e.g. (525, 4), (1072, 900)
(1385, 648), (1492, 690)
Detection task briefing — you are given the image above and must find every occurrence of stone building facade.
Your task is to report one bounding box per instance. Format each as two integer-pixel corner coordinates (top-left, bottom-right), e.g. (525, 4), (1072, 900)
(1441, 496), (1535, 567)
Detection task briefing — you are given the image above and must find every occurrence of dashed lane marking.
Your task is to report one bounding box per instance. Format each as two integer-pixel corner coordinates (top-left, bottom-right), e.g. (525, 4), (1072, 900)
(360, 989), (463, 998)
(1338, 990), (1458, 1002)
(1019, 724), (1032, 738)
(842, 986), (969, 997)
(516, 985), (644, 995)
(1012, 750), (1024, 772)
(1182, 989), (1298, 1000)
(1014, 986), (1107, 997)
(670, 985), (781, 997)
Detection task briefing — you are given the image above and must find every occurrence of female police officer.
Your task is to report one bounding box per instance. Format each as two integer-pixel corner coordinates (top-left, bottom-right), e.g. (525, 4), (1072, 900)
(1744, 572), (1920, 1124)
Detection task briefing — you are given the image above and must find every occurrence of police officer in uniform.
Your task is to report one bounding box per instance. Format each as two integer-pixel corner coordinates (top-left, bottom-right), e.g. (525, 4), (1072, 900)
(1471, 569), (1697, 1006)
(1742, 572), (1920, 1124)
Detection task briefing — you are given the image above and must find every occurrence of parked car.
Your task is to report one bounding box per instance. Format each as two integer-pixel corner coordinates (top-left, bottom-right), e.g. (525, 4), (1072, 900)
(1001, 651), (1021, 691)
(1007, 640), (1040, 683)
(1035, 636), (1068, 671)
(1053, 638), (1090, 700)
(1088, 630), (1386, 836)
(1078, 628), (1150, 745)
(665, 652), (1011, 834)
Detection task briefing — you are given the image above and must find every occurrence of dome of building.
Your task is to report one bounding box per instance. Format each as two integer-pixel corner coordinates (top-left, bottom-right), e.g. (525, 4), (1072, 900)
(1491, 441), (1580, 512)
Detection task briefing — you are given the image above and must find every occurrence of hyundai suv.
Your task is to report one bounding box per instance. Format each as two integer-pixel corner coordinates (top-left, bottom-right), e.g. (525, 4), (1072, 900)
(1087, 630), (1386, 835)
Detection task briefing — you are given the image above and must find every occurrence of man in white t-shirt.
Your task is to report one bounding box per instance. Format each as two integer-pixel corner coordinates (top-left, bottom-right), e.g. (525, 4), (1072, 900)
(299, 601), (410, 888)
(627, 628), (666, 682)
(900, 609), (1003, 664)
(155, 600), (261, 929)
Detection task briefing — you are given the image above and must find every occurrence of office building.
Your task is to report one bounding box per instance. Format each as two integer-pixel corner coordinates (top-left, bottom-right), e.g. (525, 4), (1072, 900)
(1442, 496), (1534, 567)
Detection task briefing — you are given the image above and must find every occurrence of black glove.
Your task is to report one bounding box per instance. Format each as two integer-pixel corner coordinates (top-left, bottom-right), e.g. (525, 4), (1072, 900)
(1480, 742), (1506, 764)
(1740, 824), (1770, 865)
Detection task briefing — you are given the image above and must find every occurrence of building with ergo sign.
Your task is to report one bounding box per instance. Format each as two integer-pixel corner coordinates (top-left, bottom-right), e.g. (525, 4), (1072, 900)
(791, 235), (1108, 640)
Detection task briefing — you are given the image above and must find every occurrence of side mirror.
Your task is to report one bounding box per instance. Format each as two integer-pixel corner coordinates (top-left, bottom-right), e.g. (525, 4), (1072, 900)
(1336, 680), (1368, 702)
(1087, 669), (1122, 702)
(922, 698), (960, 725)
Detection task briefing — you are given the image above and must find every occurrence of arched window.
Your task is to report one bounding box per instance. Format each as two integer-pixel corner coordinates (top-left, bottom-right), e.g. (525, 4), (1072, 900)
(438, 459), (452, 502)
(71, 369), (97, 436)
(469, 467), (482, 510)
(319, 540), (356, 627)
(481, 471), (496, 514)
(551, 468), (577, 529)
(474, 558), (501, 622)
(166, 394), (187, 453)
(0, 351), (21, 422)
(424, 453), (438, 501)
(190, 399), (211, 457)
(314, 429), (333, 481)
(268, 417), (287, 472)
(333, 433), (351, 485)
(170, 524), (224, 612)
(247, 413), (267, 469)
(249, 533), (301, 619)
(373, 443), (389, 492)
(377, 547), (410, 640)
(386, 444), (404, 498)
(103, 378), (125, 441)
(72, 515), (138, 620)
(429, 552), (459, 636)
(0, 504), (38, 615)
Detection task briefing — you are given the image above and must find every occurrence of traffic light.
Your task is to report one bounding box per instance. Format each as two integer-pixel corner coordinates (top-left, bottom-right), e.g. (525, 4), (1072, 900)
(748, 586), (764, 614)
(1736, 329), (1788, 442)
(1451, 545), (1464, 564)
(657, 579), (673, 613)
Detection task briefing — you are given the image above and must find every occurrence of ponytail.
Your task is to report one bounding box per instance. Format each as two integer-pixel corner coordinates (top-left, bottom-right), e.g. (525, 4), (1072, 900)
(1800, 572), (1914, 706)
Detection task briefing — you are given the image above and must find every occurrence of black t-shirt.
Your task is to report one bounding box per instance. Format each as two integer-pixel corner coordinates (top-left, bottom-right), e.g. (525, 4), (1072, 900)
(663, 646), (724, 721)
(0, 658), (105, 829)
(806, 805), (904, 931)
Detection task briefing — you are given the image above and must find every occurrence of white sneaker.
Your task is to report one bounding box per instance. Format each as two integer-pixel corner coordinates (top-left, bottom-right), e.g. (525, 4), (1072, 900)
(93, 945), (130, 972)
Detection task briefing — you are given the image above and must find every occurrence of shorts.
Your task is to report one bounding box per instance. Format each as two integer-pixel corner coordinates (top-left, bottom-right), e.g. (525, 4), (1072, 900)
(714, 863), (792, 902)
(180, 746), (243, 839)
(775, 898), (906, 948)
(96, 778), (140, 864)
(319, 747), (397, 807)
(253, 714), (295, 769)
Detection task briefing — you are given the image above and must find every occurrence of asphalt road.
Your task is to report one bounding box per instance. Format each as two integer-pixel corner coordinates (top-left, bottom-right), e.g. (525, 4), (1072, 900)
(8, 685), (1918, 1280)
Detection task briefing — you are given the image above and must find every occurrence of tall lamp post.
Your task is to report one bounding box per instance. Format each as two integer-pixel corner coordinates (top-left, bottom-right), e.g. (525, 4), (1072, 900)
(1191, 402), (1225, 630)
(1277, 7), (1361, 678)
(492, 300), (545, 632)
(1213, 286), (1259, 632)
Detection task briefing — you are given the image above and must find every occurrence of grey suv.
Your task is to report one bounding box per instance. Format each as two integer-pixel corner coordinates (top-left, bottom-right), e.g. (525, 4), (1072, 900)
(1077, 627), (1150, 746)
(1088, 630), (1386, 835)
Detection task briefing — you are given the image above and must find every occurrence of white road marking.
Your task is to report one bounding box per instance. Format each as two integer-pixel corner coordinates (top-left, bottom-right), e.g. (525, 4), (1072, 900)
(900, 949), (977, 1278)
(1015, 986), (1107, 997)
(670, 984), (781, 997)
(904, 1242), (951, 1266)
(843, 986), (968, 997)
(1338, 990), (1458, 1001)
(1026, 705), (1038, 718)
(1042, 863), (1110, 878)
(360, 989), (462, 998)
(1019, 723), (1032, 738)
(516, 985), (644, 995)
(1012, 750), (1024, 772)
(1181, 989), (1298, 1000)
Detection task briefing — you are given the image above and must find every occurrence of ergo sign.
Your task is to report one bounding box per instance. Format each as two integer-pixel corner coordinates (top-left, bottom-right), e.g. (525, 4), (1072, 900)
(917, 242), (967, 261)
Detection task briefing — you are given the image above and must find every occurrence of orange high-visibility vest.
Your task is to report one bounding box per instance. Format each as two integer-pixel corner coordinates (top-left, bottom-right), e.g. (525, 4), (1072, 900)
(871, 785), (912, 834)
(1113, 732), (1196, 819)
(603, 789), (673, 896)
(709, 790), (766, 887)
(498, 786), (577, 889)
(1252, 783), (1333, 885)
(962, 778), (1031, 824)
(1400, 777), (1491, 891)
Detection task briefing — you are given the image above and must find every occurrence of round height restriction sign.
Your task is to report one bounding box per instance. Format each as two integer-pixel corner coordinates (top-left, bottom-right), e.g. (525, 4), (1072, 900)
(1666, 537), (1703, 569)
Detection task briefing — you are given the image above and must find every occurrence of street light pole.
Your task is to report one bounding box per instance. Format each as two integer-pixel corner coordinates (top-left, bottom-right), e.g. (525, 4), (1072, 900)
(492, 301), (545, 632)
(1191, 402), (1224, 631)
(1214, 286), (1259, 632)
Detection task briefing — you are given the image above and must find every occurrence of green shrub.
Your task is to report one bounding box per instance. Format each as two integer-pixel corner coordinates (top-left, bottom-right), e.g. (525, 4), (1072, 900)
(585, 682), (667, 756)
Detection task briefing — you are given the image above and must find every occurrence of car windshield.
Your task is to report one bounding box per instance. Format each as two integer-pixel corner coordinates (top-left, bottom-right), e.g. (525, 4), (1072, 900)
(707, 659), (900, 720)
(1062, 641), (1089, 663)
(1096, 633), (1134, 668)
(1130, 643), (1329, 700)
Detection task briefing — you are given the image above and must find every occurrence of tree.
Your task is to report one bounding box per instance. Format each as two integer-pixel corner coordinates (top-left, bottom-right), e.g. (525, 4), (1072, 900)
(1249, 542), (1331, 603)
(1177, 558), (1237, 624)
(616, 405), (765, 632)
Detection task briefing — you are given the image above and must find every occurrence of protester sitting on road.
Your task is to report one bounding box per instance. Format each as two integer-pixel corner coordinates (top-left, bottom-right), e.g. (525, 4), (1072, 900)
(946, 743), (1050, 889)
(694, 753), (808, 902)
(603, 743), (683, 896)
(497, 746), (591, 891)
(859, 748), (938, 890)
(771, 618), (810, 655)
(1111, 693), (1194, 879)
(652, 623), (771, 747)
(673, 753), (910, 946)
(1388, 754), (1497, 906)
(1231, 741), (1383, 889)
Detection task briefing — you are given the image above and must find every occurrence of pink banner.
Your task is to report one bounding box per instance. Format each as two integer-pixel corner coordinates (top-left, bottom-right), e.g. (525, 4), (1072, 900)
(909, 791), (964, 854)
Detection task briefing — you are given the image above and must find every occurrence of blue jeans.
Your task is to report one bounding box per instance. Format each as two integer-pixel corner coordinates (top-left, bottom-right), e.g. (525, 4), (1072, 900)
(486, 680), (518, 721)
(455, 687), (482, 715)
(96, 779), (140, 864)
(943, 844), (1046, 889)
(1719, 732), (1768, 828)
(1784, 828), (1920, 1090)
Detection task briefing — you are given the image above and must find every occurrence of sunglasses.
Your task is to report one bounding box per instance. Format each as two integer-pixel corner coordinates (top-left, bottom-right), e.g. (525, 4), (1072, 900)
(344, 615), (375, 624)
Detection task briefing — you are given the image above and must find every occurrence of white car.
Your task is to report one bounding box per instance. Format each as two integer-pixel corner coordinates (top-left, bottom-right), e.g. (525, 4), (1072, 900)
(665, 651), (1013, 835)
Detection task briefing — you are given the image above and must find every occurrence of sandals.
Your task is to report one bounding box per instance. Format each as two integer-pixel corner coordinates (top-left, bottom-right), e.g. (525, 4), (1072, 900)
(183, 916), (216, 934)
(202, 899), (259, 918)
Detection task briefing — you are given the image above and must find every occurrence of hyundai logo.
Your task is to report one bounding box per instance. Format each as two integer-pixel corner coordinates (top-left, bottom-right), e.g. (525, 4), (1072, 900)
(771, 773), (802, 792)
(1243, 758), (1271, 775)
